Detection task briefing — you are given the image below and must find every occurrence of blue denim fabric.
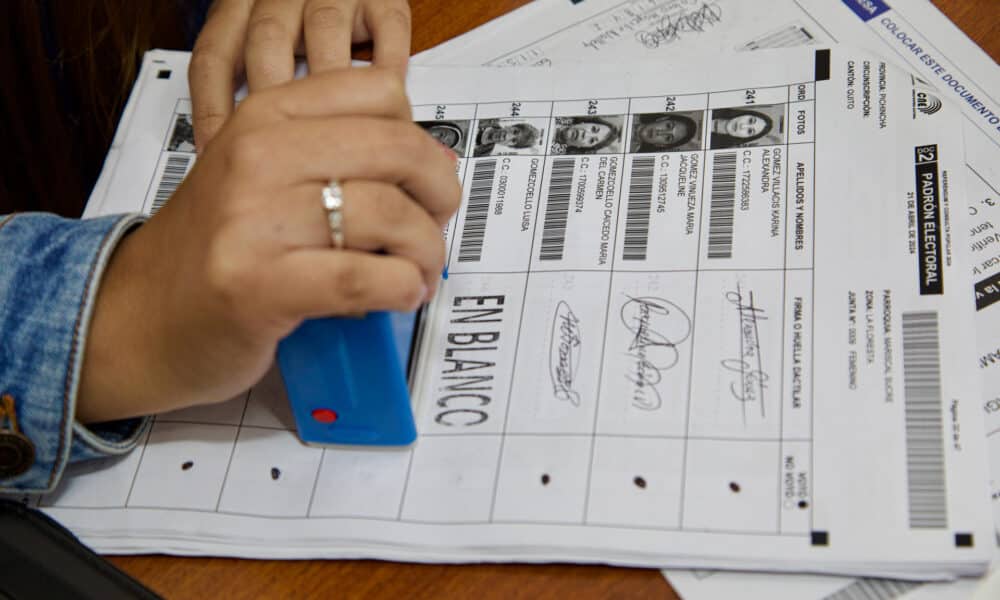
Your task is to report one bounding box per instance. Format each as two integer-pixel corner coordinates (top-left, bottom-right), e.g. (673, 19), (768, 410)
(0, 213), (152, 493)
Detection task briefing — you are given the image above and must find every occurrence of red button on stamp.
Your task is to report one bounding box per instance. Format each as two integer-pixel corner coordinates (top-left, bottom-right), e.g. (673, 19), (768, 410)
(311, 408), (338, 424)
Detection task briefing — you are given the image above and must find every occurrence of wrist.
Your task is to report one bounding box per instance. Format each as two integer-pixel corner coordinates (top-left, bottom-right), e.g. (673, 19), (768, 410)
(77, 223), (170, 423)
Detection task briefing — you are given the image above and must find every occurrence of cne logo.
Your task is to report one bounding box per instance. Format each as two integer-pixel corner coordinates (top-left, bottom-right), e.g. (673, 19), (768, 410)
(915, 91), (943, 115)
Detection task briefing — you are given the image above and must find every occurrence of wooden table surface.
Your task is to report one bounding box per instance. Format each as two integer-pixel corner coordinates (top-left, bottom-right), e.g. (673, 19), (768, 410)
(109, 1), (1000, 598)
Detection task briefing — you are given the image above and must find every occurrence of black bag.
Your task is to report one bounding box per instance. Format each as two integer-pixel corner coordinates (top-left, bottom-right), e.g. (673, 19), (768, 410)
(0, 499), (160, 599)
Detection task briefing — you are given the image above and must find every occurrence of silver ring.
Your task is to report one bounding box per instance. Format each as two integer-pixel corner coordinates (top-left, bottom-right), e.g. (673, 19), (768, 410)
(321, 180), (345, 249)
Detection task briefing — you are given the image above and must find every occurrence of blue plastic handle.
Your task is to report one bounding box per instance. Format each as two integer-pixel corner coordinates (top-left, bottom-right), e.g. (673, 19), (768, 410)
(276, 312), (418, 447)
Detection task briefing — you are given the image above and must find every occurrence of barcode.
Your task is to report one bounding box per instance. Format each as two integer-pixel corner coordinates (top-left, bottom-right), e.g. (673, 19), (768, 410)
(823, 579), (919, 600)
(457, 159), (497, 263)
(706, 152), (736, 259)
(151, 153), (192, 215)
(623, 156), (655, 260)
(539, 158), (575, 261)
(901, 310), (947, 529)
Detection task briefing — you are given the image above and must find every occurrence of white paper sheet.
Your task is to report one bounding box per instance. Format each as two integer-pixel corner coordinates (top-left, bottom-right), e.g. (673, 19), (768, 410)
(659, 149), (1000, 599)
(410, 0), (1000, 595)
(56, 44), (995, 579)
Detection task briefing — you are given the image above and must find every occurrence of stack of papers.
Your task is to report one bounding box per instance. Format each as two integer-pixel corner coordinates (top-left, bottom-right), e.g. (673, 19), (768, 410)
(410, 0), (1000, 596)
(45, 36), (995, 583)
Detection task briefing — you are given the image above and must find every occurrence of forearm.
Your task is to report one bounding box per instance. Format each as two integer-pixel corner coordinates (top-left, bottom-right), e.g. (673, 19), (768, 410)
(0, 213), (151, 493)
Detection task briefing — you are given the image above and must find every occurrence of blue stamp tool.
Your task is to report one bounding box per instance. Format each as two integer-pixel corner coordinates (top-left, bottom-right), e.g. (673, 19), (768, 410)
(277, 310), (420, 447)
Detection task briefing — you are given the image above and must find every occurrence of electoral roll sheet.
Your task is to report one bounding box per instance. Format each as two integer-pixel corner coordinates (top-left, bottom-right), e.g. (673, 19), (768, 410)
(58, 46), (993, 578)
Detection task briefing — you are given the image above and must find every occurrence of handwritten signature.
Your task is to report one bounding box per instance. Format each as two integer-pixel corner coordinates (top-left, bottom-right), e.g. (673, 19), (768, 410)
(549, 301), (582, 405)
(720, 286), (769, 424)
(634, 3), (724, 50)
(620, 295), (692, 411)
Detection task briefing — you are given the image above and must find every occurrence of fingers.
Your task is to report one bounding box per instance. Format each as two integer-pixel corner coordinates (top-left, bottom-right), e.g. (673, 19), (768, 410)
(236, 68), (411, 128)
(190, 0), (414, 150)
(244, 0), (303, 90)
(231, 117), (461, 225)
(363, 0), (411, 75)
(265, 250), (427, 318)
(303, 0), (359, 74)
(189, 0), (255, 150)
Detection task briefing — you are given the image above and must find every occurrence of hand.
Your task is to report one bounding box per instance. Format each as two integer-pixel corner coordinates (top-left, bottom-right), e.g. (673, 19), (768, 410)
(78, 69), (460, 423)
(190, 0), (412, 150)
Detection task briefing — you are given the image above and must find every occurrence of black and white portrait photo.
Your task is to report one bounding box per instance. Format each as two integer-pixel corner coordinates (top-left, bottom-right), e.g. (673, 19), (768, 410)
(167, 113), (195, 152)
(417, 120), (471, 157)
(629, 110), (704, 153)
(550, 115), (625, 155)
(473, 118), (546, 157)
(708, 104), (785, 149)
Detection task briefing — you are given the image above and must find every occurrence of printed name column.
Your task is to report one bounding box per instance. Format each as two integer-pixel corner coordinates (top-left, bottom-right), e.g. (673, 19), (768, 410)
(402, 102), (537, 523)
(312, 105), (517, 523)
(493, 98), (628, 524)
(588, 92), (711, 529)
(682, 85), (790, 534)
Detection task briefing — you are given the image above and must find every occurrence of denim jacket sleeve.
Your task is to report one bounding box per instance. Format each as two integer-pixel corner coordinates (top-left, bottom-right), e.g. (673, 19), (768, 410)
(0, 212), (152, 494)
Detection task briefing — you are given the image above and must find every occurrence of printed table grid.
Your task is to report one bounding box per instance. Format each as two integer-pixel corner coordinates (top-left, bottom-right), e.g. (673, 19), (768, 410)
(44, 85), (817, 538)
(409, 85), (815, 533)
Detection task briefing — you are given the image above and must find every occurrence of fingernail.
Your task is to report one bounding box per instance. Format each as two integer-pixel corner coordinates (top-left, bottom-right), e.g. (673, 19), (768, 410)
(443, 147), (458, 162)
(417, 284), (430, 307)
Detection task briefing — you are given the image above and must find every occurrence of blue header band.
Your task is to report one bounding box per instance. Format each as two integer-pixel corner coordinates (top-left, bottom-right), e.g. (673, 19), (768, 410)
(841, 0), (891, 22)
